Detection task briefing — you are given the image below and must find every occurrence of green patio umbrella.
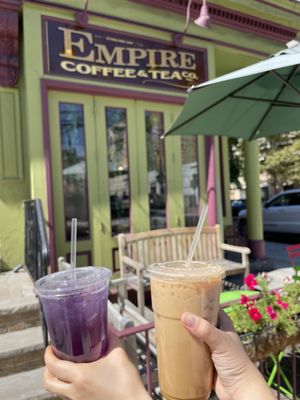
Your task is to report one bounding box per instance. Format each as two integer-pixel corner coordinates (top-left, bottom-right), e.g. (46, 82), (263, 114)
(164, 41), (300, 140)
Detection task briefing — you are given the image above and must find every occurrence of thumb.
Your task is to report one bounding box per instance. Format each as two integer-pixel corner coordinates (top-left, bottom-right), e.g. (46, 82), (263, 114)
(181, 312), (222, 351)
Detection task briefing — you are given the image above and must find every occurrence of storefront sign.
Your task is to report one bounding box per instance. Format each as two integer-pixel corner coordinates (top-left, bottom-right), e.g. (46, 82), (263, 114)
(44, 19), (206, 90)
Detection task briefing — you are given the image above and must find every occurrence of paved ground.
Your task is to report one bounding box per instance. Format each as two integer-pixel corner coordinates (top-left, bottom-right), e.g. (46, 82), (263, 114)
(264, 241), (291, 268)
(226, 234), (298, 287)
(263, 232), (300, 268)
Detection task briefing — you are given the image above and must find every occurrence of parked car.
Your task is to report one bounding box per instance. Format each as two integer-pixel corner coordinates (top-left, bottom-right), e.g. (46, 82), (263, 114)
(237, 189), (300, 236)
(231, 199), (246, 217)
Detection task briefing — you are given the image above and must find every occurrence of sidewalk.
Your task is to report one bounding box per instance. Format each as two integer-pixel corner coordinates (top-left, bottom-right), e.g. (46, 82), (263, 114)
(264, 241), (291, 269)
(226, 238), (295, 287)
(250, 240), (293, 274)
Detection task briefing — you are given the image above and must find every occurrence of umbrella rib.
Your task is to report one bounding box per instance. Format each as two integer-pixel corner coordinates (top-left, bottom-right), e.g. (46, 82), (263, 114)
(271, 68), (300, 97)
(248, 65), (299, 141)
(164, 71), (270, 136)
(230, 95), (300, 107)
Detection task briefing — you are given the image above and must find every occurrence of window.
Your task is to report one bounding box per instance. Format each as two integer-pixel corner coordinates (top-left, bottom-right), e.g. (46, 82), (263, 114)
(59, 103), (90, 240)
(145, 111), (167, 229)
(105, 107), (130, 236)
(268, 195), (289, 207)
(288, 192), (300, 206)
(268, 192), (300, 207)
(181, 136), (199, 226)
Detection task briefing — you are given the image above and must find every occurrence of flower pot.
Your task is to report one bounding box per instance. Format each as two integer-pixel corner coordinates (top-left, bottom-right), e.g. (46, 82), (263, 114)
(240, 319), (300, 362)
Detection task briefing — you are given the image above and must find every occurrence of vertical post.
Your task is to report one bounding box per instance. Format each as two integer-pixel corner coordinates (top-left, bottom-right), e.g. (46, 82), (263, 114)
(244, 140), (265, 258)
(205, 136), (217, 226)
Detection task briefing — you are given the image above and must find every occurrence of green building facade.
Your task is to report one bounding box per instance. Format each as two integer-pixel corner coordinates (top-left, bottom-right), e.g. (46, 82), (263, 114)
(0, 0), (299, 271)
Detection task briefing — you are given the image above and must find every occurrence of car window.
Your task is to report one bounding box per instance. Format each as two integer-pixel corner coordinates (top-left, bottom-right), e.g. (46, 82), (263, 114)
(288, 192), (300, 206)
(268, 194), (290, 207)
(268, 192), (300, 207)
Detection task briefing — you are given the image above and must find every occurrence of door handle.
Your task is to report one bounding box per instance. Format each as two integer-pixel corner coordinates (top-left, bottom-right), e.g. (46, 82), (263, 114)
(101, 222), (106, 234)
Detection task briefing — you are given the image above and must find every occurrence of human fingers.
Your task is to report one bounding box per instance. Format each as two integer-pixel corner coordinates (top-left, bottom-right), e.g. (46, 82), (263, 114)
(43, 366), (71, 398)
(181, 312), (223, 350)
(44, 346), (78, 383)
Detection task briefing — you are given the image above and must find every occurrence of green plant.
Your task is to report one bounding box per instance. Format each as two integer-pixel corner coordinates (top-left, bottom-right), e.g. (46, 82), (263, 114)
(228, 274), (300, 337)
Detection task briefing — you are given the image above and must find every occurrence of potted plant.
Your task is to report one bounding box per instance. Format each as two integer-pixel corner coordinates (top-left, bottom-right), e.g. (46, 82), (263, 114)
(228, 273), (300, 361)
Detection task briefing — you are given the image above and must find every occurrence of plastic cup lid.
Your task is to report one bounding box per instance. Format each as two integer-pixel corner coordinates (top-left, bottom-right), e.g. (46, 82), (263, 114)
(149, 261), (225, 281)
(34, 267), (112, 297)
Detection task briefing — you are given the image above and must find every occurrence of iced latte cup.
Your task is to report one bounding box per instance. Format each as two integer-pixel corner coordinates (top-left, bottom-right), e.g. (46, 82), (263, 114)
(149, 261), (224, 400)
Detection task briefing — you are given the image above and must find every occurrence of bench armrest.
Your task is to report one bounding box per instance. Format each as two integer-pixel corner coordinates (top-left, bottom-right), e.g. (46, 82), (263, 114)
(220, 243), (250, 276)
(120, 256), (146, 316)
(122, 255), (145, 272)
(220, 243), (251, 255)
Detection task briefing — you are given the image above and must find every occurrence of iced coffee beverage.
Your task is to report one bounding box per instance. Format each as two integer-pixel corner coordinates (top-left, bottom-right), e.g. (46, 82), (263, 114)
(149, 261), (224, 400)
(35, 267), (111, 363)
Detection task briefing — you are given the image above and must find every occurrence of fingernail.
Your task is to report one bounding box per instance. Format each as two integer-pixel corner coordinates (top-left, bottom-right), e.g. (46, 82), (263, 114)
(183, 312), (196, 327)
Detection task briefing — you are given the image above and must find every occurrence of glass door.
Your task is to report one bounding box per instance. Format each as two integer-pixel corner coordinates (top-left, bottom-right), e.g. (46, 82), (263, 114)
(94, 97), (136, 267)
(49, 92), (100, 267)
(136, 101), (184, 229)
(49, 92), (185, 270)
(49, 93), (138, 268)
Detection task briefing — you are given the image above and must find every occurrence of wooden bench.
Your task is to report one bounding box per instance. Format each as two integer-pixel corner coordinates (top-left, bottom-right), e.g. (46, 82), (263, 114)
(118, 225), (251, 315)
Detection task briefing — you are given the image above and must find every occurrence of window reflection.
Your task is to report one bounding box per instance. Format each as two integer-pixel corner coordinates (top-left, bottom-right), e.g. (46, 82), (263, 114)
(59, 103), (90, 240)
(181, 136), (199, 226)
(145, 111), (167, 229)
(106, 107), (130, 236)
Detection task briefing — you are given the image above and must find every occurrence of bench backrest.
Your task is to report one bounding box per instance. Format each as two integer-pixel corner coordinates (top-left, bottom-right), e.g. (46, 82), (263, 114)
(118, 225), (223, 269)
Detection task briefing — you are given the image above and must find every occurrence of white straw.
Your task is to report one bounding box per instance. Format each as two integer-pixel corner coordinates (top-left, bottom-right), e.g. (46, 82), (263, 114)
(70, 218), (77, 269)
(186, 205), (208, 266)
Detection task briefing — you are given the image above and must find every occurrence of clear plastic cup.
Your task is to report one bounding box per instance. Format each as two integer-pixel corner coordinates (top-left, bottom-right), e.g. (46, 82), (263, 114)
(35, 267), (111, 362)
(149, 261), (224, 400)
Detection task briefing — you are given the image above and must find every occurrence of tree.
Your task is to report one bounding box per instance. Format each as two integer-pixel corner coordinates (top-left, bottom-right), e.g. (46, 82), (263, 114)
(260, 133), (300, 192)
(229, 138), (244, 188)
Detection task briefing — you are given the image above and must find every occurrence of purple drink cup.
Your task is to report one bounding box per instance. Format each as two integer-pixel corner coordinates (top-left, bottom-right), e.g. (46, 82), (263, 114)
(35, 267), (111, 363)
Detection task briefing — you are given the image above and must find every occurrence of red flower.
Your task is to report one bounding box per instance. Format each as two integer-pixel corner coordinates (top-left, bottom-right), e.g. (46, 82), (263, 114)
(245, 274), (257, 290)
(248, 307), (262, 322)
(240, 294), (250, 306)
(266, 306), (277, 320)
(277, 300), (288, 309)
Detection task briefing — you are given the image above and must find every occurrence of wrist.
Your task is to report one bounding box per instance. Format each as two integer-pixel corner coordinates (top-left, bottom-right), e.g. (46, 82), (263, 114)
(126, 382), (151, 400)
(232, 363), (275, 400)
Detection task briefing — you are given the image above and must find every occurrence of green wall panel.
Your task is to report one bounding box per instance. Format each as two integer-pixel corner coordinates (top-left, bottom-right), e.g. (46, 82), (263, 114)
(0, 88), (27, 270)
(0, 90), (23, 181)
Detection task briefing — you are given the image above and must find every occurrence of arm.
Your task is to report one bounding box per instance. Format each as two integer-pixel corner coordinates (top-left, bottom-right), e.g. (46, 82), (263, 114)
(182, 311), (275, 400)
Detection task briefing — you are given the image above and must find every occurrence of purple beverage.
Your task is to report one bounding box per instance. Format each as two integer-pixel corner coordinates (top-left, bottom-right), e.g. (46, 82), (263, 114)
(35, 267), (111, 363)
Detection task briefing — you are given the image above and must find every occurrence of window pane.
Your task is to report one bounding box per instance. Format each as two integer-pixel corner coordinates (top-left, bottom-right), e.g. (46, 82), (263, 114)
(289, 193), (300, 206)
(181, 136), (199, 226)
(106, 107), (130, 236)
(145, 111), (167, 229)
(59, 103), (90, 240)
(269, 195), (287, 207)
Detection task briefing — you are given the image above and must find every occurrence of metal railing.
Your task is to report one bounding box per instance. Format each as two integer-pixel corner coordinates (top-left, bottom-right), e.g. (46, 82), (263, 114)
(24, 199), (50, 346)
(24, 199), (50, 281)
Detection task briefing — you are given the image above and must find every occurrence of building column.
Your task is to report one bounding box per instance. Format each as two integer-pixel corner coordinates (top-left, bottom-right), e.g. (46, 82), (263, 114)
(244, 140), (265, 258)
(205, 136), (217, 226)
